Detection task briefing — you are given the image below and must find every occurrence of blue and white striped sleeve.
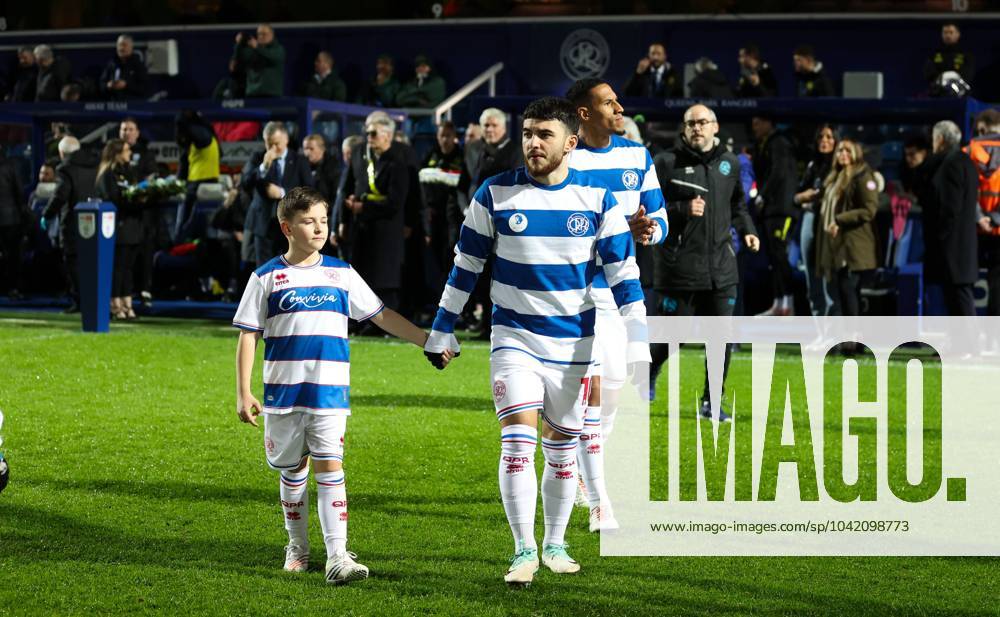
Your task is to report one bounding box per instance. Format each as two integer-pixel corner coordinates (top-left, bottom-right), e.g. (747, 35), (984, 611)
(641, 149), (669, 245)
(596, 188), (650, 363)
(426, 185), (496, 352)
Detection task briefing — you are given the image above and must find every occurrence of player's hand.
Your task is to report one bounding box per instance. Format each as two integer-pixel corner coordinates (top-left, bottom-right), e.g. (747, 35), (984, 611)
(636, 57), (651, 74)
(744, 234), (760, 252)
(237, 394), (263, 427)
(689, 196), (705, 217)
(628, 206), (656, 245)
(424, 349), (455, 370)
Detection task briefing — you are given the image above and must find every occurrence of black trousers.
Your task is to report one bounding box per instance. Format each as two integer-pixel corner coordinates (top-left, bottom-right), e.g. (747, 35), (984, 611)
(649, 285), (737, 404)
(981, 236), (1000, 317)
(830, 267), (868, 317)
(763, 216), (796, 298)
(0, 225), (24, 293)
(113, 243), (142, 298)
(943, 282), (976, 317)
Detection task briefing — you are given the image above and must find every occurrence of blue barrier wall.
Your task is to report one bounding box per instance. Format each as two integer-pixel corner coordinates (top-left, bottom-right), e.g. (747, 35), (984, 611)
(1, 15), (999, 102)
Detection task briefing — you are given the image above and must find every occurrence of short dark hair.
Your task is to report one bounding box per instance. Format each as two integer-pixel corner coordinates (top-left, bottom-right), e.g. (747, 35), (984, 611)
(793, 45), (815, 59)
(437, 120), (456, 134)
(942, 21), (959, 30)
(278, 186), (327, 222)
(903, 133), (931, 151)
(121, 116), (139, 127)
(565, 78), (607, 107)
(522, 97), (579, 134)
(977, 108), (1000, 130)
(740, 43), (761, 60)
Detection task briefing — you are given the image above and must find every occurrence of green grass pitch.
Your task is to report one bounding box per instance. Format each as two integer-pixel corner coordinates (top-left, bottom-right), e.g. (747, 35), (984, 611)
(0, 313), (994, 616)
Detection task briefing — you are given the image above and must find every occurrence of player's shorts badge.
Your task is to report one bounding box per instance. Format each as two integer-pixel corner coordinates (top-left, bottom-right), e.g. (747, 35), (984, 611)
(509, 213), (528, 233)
(621, 169), (640, 190)
(566, 213), (590, 237)
(719, 160), (732, 176)
(493, 380), (507, 402)
(265, 436), (275, 454)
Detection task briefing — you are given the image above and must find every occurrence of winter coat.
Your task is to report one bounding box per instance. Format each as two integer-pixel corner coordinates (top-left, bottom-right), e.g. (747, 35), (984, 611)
(816, 166), (879, 276)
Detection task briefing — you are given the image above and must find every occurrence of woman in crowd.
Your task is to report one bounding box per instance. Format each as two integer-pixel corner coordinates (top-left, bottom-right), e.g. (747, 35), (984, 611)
(96, 139), (142, 320)
(794, 123), (838, 316)
(816, 138), (878, 321)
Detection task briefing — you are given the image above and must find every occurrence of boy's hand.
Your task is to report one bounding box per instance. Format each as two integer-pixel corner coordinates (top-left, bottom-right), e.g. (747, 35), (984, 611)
(237, 394), (263, 427)
(424, 349), (455, 370)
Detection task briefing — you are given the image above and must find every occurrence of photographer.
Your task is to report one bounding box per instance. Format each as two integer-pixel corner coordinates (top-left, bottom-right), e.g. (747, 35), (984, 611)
(341, 113), (408, 311)
(233, 24), (284, 98)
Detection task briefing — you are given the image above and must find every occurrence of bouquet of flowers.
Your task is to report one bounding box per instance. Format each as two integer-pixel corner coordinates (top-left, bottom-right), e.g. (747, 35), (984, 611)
(124, 176), (187, 203)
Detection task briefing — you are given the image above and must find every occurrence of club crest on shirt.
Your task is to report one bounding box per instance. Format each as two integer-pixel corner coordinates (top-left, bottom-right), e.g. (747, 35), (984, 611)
(493, 380), (507, 402)
(566, 213), (590, 237)
(621, 169), (640, 190)
(719, 160), (732, 176)
(509, 213), (528, 233)
(325, 269), (342, 283)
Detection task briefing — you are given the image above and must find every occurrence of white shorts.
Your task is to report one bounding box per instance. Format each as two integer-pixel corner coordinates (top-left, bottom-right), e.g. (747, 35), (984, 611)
(491, 349), (591, 437)
(590, 308), (628, 389)
(263, 412), (347, 470)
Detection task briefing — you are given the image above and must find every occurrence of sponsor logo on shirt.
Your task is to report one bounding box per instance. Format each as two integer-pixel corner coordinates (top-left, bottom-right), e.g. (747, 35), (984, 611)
(278, 289), (340, 311)
(274, 272), (290, 286)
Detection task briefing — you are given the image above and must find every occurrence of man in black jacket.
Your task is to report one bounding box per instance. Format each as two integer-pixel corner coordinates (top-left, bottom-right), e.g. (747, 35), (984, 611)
(302, 134), (341, 205)
(925, 22), (975, 97)
(736, 44), (778, 98)
(340, 113), (408, 311)
(42, 136), (100, 312)
(920, 120), (980, 316)
(0, 152), (29, 299)
(792, 45), (835, 97)
(7, 47), (37, 102)
(751, 115), (799, 316)
(623, 42), (682, 99)
(651, 104), (759, 420)
(33, 45), (71, 102)
(420, 121), (464, 296)
(100, 35), (149, 101)
(242, 121), (314, 266)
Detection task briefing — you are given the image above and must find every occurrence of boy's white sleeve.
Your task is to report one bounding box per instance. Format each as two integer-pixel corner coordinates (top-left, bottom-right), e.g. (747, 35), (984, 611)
(233, 273), (267, 332)
(347, 267), (385, 321)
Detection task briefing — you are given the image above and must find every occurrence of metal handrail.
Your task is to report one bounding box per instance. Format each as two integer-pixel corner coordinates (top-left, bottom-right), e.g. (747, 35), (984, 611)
(434, 62), (504, 125)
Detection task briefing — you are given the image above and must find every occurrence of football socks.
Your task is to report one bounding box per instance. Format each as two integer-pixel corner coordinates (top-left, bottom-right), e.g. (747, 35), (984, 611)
(541, 436), (578, 547)
(577, 405), (609, 509)
(279, 468), (310, 547)
(499, 424), (538, 552)
(316, 470), (348, 557)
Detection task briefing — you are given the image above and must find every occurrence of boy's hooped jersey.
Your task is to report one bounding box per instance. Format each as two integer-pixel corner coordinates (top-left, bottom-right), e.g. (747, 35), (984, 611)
(568, 134), (668, 309)
(233, 254), (384, 416)
(430, 167), (647, 365)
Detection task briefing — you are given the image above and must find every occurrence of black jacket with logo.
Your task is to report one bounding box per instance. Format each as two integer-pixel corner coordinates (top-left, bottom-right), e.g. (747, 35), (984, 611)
(652, 140), (756, 291)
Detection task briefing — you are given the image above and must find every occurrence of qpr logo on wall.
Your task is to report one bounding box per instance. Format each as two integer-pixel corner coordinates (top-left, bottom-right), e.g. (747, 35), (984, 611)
(508, 212), (528, 233)
(560, 29), (610, 80)
(566, 213), (590, 237)
(621, 169), (640, 190)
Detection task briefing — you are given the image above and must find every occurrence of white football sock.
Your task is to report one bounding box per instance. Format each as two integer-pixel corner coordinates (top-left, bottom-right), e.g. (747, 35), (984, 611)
(315, 470), (348, 557)
(279, 468), (310, 547)
(499, 424), (538, 552)
(541, 436), (578, 547)
(601, 404), (619, 440)
(577, 405), (609, 509)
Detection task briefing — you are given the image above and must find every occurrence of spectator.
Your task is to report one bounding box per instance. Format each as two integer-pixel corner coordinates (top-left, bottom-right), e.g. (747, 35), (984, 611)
(815, 139), (878, 322)
(687, 57), (734, 99)
(120, 117), (160, 306)
(341, 113), (408, 312)
(38, 161), (56, 183)
(233, 24), (285, 98)
(0, 149), (29, 299)
(925, 22), (975, 97)
(751, 114), (799, 316)
(919, 120), (979, 316)
(901, 133), (931, 195)
(396, 54), (447, 108)
(792, 45), (835, 97)
(96, 139), (142, 320)
(7, 46), (36, 102)
(331, 134), (364, 255)
(968, 110), (1000, 316)
(212, 58), (246, 101)
(99, 34), (149, 101)
(650, 104), (759, 420)
(357, 54), (400, 108)
(60, 83), (81, 102)
(624, 42), (682, 99)
(304, 51), (347, 101)
(175, 110), (221, 241)
(465, 122), (482, 144)
(302, 133), (340, 205)
(42, 136), (99, 312)
(420, 121), (464, 292)
(622, 116), (642, 144)
(794, 123), (838, 316)
(204, 175), (247, 301)
(34, 45), (72, 102)
(736, 43), (778, 98)
(462, 107), (522, 203)
(242, 121), (313, 266)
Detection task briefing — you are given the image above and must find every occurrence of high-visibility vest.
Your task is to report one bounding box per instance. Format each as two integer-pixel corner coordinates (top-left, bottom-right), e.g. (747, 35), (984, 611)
(966, 135), (1000, 237)
(188, 137), (220, 182)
